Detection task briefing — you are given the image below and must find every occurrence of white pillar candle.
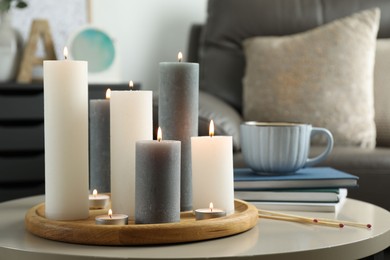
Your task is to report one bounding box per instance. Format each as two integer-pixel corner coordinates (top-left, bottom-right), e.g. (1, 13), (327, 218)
(191, 120), (235, 215)
(44, 47), (89, 220)
(110, 82), (153, 218)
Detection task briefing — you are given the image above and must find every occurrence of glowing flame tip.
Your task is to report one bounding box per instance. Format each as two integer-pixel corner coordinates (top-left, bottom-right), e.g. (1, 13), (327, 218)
(157, 127), (162, 142)
(178, 52), (183, 62)
(63, 46), (69, 60)
(209, 120), (215, 137)
(106, 88), (111, 99)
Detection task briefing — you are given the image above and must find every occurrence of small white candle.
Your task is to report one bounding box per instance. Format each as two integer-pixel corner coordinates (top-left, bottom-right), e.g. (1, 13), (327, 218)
(89, 189), (110, 209)
(191, 120), (235, 214)
(95, 209), (128, 225)
(110, 81), (153, 218)
(44, 47), (89, 220)
(195, 202), (226, 220)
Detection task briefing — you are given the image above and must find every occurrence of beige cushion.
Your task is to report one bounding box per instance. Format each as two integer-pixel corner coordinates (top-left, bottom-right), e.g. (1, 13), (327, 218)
(243, 8), (380, 148)
(374, 39), (390, 147)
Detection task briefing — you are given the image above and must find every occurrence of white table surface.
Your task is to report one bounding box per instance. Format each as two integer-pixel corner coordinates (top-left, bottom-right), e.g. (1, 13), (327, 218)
(0, 195), (389, 260)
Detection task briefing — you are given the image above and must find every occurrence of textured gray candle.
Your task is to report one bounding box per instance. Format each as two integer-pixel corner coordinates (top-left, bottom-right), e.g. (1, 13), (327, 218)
(159, 61), (199, 211)
(89, 99), (110, 192)
(135, 140), (181, 224)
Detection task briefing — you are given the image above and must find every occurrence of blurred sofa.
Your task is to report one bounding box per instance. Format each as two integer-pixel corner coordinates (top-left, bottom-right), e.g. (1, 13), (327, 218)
(191, 0), (390, 211)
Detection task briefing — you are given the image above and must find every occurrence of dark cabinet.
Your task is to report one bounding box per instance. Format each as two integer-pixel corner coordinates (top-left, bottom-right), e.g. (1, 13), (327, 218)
(0, 82), (131, 202)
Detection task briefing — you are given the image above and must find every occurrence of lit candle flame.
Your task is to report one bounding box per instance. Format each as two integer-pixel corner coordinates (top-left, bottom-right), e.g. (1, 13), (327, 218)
(209, 202), (214, 212)
(92, 189), (98, 197)
(105, 88), (111, 99)
(129, 80), (134, 90)
(63, 46), (69, 60)
(209, 120), (214, 137)
(108, 209), (113, 219)
(178, 52), (183, 62)
(157, 127), (162, 142)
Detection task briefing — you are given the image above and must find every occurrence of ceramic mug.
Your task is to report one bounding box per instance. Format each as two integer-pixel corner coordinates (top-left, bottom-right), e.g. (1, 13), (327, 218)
(240, 122), (334, 174)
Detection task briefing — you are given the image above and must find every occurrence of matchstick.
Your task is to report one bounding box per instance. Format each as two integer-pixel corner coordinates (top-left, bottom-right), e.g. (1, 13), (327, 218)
(258, 209), (371, 229)
(258, 213), (342, 228)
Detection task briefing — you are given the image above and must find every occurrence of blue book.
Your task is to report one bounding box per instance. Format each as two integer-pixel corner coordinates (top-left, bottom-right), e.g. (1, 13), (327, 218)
(234, 167), (358, 190)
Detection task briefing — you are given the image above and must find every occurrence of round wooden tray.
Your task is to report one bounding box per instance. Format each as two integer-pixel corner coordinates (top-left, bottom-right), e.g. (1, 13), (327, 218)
(25, 199), (258, 246)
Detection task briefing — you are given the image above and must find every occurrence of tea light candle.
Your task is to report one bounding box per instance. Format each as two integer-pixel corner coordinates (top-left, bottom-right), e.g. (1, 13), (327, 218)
(95, 209), (128, 225)
(89, 189), (110, 209)
(195, 202), (226, 220)
(135, 127), (181, 224)
(191, 120), (235, 214)
(44, 47), (89, 220)
(89, 89), (111, 193)
(159, 52), (199, 211)
(110, 81), (153, 218)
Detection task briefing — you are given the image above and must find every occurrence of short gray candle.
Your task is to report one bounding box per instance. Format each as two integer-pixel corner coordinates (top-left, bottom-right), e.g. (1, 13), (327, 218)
(89, 96), (110, 193)
(135, 135), (181, 224)
(159, 54), (199, 211)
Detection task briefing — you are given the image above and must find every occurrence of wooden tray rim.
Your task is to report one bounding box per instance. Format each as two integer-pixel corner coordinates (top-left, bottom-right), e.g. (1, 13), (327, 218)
(25, 199), (258, 246)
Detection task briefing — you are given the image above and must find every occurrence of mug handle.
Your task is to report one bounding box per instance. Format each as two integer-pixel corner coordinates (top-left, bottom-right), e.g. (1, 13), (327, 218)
(305, 127), (334, 167)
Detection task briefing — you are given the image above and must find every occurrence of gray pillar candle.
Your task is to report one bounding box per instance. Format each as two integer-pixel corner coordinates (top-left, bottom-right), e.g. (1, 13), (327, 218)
(135, 129), (181, 224)
(89, 91), (110, 193)
(159, 53), (199, 211)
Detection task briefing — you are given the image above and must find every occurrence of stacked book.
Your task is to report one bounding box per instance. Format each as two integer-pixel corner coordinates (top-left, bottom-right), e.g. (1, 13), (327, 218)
(234, 167), (358, 214)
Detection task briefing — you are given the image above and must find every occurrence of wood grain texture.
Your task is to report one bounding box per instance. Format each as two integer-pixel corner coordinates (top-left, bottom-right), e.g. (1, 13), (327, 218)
(17, 19), (57, 83)
(25, 199), (258, 246)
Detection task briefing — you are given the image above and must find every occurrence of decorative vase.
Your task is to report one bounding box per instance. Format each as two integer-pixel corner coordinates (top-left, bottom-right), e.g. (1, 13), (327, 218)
(0, 11), (22, 82)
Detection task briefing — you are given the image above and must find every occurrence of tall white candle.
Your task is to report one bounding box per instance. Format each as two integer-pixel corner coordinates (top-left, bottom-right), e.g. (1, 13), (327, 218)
(44, 47), (89, 220)
(110, 82), (153, 218)
(191, 120), (235, 214)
